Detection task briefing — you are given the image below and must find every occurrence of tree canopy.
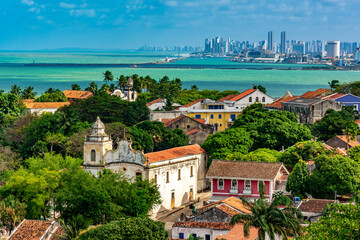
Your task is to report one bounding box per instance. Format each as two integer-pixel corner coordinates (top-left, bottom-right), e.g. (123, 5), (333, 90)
(34, 89), (67, 102)
(286, 160), (310, 199)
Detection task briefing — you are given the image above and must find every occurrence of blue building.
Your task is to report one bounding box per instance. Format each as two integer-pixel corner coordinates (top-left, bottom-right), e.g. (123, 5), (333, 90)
(323, 93), (360, 111)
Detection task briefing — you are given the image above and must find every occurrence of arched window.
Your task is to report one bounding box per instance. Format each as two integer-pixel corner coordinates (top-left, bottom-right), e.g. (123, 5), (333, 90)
(245, 180), (251, 189)
(262, 97), (265, 102)
(249, 97), (252, 102)
(256, 97), (259, 102)
(91, 149), (96, 162)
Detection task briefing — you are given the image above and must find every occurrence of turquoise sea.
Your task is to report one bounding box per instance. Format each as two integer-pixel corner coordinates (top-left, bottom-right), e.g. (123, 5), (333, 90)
(1, 51), (360, 97)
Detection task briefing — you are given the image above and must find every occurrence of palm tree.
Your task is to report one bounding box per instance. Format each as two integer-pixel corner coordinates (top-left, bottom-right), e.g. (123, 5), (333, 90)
(10, 85), (22, 96)
(103, 70), (114, 82)
(328, 80), (340, 90)
(21, 86), (37, 99)
(71, 84), (81, 91)
(85, 82), (99, 95)
(230, 182), (302, 240)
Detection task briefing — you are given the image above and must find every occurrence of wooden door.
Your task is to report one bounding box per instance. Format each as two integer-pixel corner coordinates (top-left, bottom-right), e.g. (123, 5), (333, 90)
(189, 188), (193, 200)
(171, 192), (175, 208)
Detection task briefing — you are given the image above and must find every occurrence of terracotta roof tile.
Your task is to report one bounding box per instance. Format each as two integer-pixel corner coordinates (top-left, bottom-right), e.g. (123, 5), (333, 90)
(322, 143), (348, 156)
(23, 101), (70, 109)
(177, 99), (203, 110)
(216, 204), (242, 217)
(215, 224), (258, 240)
(326, 135), (360, 148)
(218, 94), (238, 102)
(322, 93), (345, 100)
(194, 119), (206, 124)
(63, 90), (93, 99)
(146, 98), (164, 106)
(164, 115), (206, 128)
(229, 89), (256, 101)
(266, 96), (300, 109)
(356, 119), (360, 124)
(186, 128), (200, 136)
(49, 227), (65, 240)
(207, 160), (284, 180)
(173, 221), (232, 230)
(200, 197), (251, 214)
(160, 118), (172, 124)
(298, 199), (336, 213)
(300, 89), (330, 99)
(145, 145), (206, 163)
(9, 220), (52, 240)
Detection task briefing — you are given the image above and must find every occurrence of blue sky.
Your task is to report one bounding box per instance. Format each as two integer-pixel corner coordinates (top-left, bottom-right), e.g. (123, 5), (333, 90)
(1, 0), (359, 50)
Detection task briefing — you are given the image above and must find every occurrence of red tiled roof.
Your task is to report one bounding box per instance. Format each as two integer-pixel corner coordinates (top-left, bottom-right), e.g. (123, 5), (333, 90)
(326, 135), (360, 148)
(146, 98), (164, 106)
(195, 119), (206, 124)
(207, 160), (284, 180)
(23, 101), (70, 109)
(200, 197), (251, 214)
(145, 145), (206, 163)
(356, 119), (360, 124)
(49, 227), (65, 240)
(216, 204), (242, 217)
(300, 89), (330, 99)
(266, 96), (300, 109)
(173, 221), (232, 230)
(322, 143), (348, 156)
(63, 90), (93, 99)
(160, 118), (173, 124)
(186, 128), (200, 136)
(229, 89), (256, 101)
(215, 224), (258, 240)
(322, 93), (345, 100)
(298, 199), (336, 213)
(9, 220), (52, 240)
(164, 115), (206, 128)
(218, 94), (237, 102)
(177, 99), (203, 109)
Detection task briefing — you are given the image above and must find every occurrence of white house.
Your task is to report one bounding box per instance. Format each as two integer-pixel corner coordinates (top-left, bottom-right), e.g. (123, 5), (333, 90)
(22, 100), (70, 114)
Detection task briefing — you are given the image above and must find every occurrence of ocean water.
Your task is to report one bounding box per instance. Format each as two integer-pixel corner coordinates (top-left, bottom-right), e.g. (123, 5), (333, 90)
(0, 51), (359, 97)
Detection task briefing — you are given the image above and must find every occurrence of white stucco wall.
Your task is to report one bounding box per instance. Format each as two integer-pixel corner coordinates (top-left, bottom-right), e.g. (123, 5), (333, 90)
(172, 227), (229, 240)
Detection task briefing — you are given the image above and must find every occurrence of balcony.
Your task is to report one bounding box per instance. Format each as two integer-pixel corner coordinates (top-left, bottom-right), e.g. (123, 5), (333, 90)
(230, 188), (238, 194)
(242, 189), (252, 195)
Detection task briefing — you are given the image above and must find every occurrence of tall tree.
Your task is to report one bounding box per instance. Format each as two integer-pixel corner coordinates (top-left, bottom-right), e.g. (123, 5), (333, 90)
(0, 195), (27, 234)
(85, 82), (99, 95)
(9, 85), (22, 96)
(253, 84), (267, 94)
(103, 70), (114, 82)
(328, 79), (340, 90)
(71, 84), (81, 91)
(21, 86), (37, 99)
(286, 160), (310, 198)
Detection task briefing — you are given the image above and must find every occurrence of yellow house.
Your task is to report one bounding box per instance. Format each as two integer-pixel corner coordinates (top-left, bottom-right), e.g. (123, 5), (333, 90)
(186, 111), (240, 132)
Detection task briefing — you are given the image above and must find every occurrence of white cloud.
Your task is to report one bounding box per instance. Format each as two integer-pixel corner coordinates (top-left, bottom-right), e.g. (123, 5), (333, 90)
(21, 0), (34, 6)
(59, 2), (77, 9)
(69, 9), (96, 17)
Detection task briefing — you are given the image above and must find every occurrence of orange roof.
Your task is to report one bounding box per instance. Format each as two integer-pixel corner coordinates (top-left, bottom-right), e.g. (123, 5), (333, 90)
(63, 90), (93, 99)
(173, 221), (232, 230)
(323, 143), (348, 156)
(356, 119), (360, 124)
(186, 128), (200, 136)
(22, 99), (35, 103)
(333, 135), (360, 148)
(215, 224), (258, 240)
(266, 96), (299, 109)
(216, 204), (242, 217)
(164, 115), (206, 128)
(144, 145), (206, 163)
(229, 89), (256, 101)
(23, 101), (70, 109)
(300, 89), (330, 99)
(146, 98), (164, 106)
(200, 197), (251, 214)
(177, 99), (203, 109)
(218, 94), (237, 101)
(160, 118), (172, 124)
(322, 93), (345, 100)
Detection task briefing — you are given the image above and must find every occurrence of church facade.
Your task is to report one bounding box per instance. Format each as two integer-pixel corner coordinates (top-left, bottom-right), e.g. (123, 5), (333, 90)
(83, 117), (209, 215)
(110, 77), (137, 102)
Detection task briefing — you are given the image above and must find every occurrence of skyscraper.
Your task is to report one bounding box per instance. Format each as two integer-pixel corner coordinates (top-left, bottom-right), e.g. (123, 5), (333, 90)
(327, 41), (340, 58)
(267, 31), (273, 52)
(280, 31), (286, 54)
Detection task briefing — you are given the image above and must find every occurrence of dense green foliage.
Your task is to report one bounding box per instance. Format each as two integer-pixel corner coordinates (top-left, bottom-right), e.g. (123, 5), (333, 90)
(225, 148), (281, 162)
(35, 89), (67, 102)
(309, 155), (360, 199)
(0, 92), (25, 124)
(77, 218), (168, 240)
(0, 195), (27, 234)
(299, 204), (360, 240)
(335, 80), (360, 96)
(286, 160), (310, 199)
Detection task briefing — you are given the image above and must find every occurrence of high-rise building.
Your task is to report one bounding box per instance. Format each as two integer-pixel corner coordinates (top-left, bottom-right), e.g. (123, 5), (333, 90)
(292, 41), (305, 55)
(327, 41), (340, 58)
(280, 31), (286, 54)
(355, 48), (360, 62)
(267, 31), (273, 52)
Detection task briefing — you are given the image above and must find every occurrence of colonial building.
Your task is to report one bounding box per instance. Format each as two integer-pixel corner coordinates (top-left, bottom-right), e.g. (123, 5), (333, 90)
(22, 100), (70, 114)
(297, 199), (337, 223)
(300, 88), (331, 99)
(322, 93), (360, 111)
(82, 117), (208, 215)
(146, 98), (181, 111)
(111, 77), (137, 102)
(206, 160), (289, 202)
(63, 90), (93, 102)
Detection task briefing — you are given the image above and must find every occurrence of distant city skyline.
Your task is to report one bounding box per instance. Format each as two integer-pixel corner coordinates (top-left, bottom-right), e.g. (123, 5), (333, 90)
(1, 0), (360, 50)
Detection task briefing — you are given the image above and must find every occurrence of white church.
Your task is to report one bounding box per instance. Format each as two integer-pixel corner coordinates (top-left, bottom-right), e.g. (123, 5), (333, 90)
(110, 77), (137, 102)
(83, 117), (209, 215)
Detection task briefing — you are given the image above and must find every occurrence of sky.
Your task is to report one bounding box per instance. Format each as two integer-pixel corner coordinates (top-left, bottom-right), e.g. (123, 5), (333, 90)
(1, 0), (360, 50)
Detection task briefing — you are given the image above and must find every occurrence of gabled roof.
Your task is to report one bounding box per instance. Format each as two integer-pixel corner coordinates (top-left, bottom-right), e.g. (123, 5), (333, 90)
(321, 93), (345, 100)
(266, 96), (300, 109)
(164, 115), (206, 128)
(145, 145), (206, 163)
(325, 135), (360, 148)
(218, 94), (237, 102)
(173, 221), (232, 230)
(9, 220), (64, 240)
(200, 196), (251, 214)
(228, 89), (256, 102)
(23, 101), (70, 109)
(63, 90), (93, 99)
(215, 224), (258, 240)
(146, 98), (164, 106)
(186, 128), (201, 136)
(298, 199), (336, 213)
(177, 99), (203, 109)
(323, 143), (348, 156)
(206, 160), (285, 180)
(300, 89), (330, 98)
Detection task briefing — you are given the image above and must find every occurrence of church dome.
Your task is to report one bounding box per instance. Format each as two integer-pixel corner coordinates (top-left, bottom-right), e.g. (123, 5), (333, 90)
(87, 117), (110, 141)
(127, 77), (134, 87)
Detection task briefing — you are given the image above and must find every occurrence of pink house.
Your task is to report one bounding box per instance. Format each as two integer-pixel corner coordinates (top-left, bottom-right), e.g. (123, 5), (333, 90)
(206, 160), (289, 202)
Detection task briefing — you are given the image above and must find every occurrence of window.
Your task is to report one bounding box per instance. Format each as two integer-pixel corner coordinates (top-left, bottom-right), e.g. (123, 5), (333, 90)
(256, 97), (259, 102)
(230, 114), (236, 121)
(176, 125), (179, 128)
(262, 97), (266, 102)
(195, 114), (201, 119)
(166, 172), (169, 183)
(231, 179), (238, 189)
(91, 150), (96, 162)
(214, 123), (218, 132)
(210, 114), (214, 119)
(192, 234), (197, 238)
(249, 97), (252, 102)
(187, 125), (191, 129)
(179, 233), (184, 239)
(178, 169), (181, 180)
(154, 174), (157, 184)
(205, 235), (211, 240)
(136, 172), (142, 180)
(218, 114), (222, 119)
(218, 179), (224, 189)
(228, 124), (232, 128)
(245, 180), (251, 189)
(190, 166), (194, 177)
(220, 124), (222, 127)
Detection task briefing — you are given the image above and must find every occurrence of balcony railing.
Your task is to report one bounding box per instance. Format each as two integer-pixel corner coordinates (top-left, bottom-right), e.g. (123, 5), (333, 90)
(243, 189), (252, 195)
(230, 188), (238, 194)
